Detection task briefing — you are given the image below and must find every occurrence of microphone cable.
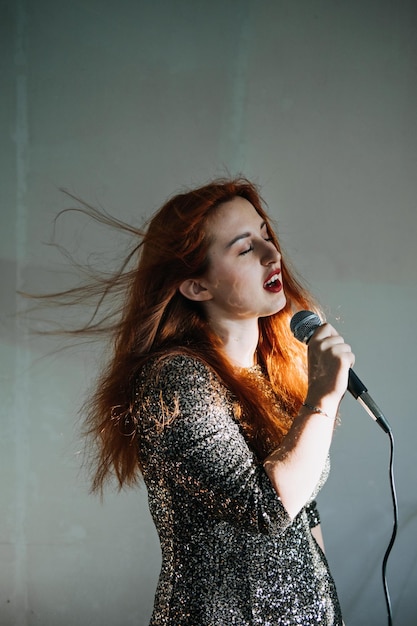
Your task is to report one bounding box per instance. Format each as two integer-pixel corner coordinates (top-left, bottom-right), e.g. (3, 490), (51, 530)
(382, 427), (398, 626)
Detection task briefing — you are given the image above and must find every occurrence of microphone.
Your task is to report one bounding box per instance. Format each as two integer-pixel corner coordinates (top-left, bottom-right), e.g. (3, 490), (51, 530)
(290, 310), (391, 434)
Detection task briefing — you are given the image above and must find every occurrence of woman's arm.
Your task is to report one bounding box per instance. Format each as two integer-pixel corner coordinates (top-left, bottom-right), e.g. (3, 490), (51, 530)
(264, 322), (354, 520)
(139, 355), (292, 534)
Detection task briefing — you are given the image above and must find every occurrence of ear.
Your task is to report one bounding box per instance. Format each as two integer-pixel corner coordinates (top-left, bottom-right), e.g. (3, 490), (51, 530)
(178, 278), (213, 302)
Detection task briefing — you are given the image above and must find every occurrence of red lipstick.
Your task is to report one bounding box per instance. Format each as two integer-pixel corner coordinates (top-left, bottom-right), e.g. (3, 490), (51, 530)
(263, 269), (282, 293)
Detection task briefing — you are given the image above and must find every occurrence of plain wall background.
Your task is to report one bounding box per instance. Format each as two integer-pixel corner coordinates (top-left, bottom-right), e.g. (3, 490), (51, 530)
(2, 1), (417, 624)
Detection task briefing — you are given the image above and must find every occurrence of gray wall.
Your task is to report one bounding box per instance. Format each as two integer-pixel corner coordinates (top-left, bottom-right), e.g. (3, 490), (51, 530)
(2, 1), (416, 624)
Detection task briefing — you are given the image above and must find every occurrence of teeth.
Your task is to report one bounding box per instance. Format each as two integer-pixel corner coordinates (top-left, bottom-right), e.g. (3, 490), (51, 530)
(266, 274), (279, 287)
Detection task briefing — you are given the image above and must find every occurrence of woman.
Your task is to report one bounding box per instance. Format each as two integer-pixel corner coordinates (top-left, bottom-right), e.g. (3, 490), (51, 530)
(68, 178), (353, 624)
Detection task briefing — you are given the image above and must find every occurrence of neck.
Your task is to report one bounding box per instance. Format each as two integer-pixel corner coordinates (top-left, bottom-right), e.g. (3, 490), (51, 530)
(208, 317), (259, 369)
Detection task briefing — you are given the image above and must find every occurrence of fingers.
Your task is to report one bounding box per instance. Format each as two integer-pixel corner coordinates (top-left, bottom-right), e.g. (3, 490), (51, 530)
(309, 322), (340, 342)
(306, 323), (356, 401)
(309, 323), (355, 365)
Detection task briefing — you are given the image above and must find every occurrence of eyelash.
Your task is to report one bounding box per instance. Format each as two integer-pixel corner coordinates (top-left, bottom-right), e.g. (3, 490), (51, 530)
(240, 245), (254, 256)
(239, 238), (274, 256)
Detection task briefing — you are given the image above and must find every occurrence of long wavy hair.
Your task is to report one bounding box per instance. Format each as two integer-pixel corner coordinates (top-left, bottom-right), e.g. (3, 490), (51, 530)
(38, 178), (320, 493)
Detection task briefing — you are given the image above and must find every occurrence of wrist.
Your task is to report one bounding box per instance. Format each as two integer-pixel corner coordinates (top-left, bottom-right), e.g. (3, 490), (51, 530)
(301, 402), (334, 419)
(303, 392), (341, 419)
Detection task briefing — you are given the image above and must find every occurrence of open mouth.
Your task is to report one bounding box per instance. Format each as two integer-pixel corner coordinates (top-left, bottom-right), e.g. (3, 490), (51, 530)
(264, 271), (282, 292)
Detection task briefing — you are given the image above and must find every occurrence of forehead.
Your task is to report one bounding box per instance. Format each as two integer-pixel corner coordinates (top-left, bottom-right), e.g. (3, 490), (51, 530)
(206, 197), (263, 241)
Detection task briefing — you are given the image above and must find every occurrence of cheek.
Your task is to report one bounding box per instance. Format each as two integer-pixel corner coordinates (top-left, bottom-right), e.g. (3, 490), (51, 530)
(205, 258), (235, 288)
(219, 268), (244, 291)
(207, 271), (245, 305)
(220, 275), (251, 306)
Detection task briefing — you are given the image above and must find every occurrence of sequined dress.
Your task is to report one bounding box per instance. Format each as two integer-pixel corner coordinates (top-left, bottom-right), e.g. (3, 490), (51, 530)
(136, 355), (343, 625)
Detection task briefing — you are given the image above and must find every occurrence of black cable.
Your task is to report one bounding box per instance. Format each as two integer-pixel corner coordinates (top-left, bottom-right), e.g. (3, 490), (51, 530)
(382, 428), (398, 626)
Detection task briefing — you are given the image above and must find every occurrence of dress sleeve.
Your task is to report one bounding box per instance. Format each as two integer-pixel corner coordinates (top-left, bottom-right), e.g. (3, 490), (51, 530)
(138, 355), (292, 535)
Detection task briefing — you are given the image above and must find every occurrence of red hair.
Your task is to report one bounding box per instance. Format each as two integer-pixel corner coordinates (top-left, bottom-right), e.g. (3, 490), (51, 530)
(50, 179), (320, 493)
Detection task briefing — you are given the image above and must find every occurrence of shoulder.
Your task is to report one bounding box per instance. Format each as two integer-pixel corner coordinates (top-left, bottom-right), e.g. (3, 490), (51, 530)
(135, 353), (235, 438)
(137, 353), (229, 407)
(142, 353), (217, 385)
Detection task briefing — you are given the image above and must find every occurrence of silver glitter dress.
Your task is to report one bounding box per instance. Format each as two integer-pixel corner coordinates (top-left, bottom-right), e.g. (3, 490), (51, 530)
(136, 355), (343, 625)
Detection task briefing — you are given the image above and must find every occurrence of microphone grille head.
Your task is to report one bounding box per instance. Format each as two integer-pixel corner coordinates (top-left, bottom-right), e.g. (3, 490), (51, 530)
(290, 310), (322, 343)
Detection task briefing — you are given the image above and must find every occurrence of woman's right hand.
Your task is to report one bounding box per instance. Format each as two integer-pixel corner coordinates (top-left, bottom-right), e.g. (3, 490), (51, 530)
(304, 322), (355, 413)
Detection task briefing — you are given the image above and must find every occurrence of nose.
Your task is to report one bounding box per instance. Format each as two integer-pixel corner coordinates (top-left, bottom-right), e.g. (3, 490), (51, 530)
(261, 240), (281, 266)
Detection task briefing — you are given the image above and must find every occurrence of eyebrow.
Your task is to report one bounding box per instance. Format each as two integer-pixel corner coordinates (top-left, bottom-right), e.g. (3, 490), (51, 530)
(225, 221), (267, 248)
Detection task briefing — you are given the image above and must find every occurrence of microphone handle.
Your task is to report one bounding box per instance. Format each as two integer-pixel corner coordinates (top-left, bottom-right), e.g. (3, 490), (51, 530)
(348, 369), (391, 434)
(348, 368), (367, 398)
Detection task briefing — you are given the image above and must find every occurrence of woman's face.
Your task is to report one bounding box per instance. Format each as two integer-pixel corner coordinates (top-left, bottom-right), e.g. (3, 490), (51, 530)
(200, 196), (286, 323)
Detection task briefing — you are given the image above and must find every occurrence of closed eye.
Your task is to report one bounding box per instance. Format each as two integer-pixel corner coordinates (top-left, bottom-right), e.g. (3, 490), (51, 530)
(239, 244), (254, 256)
(239, 238), (274, 256)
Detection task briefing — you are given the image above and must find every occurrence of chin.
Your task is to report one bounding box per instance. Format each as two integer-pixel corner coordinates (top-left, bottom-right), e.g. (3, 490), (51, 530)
(274, 291), (287, 313)
(269, 292), (286, 315)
